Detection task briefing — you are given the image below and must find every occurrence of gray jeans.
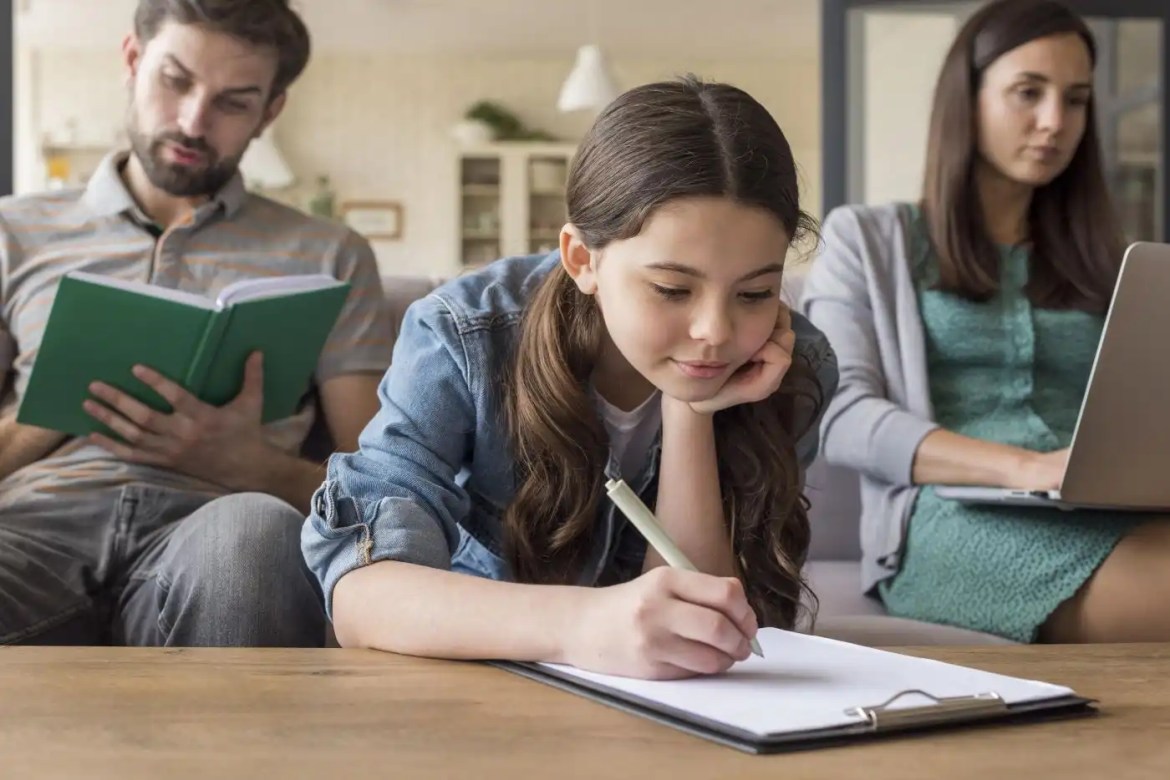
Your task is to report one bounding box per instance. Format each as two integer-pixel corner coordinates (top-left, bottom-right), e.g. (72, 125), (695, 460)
(0, 485), (325, 646)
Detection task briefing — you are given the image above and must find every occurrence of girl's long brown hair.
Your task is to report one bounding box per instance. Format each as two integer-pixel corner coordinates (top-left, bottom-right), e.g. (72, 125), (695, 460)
(921, 0), (1123, 311)
(502, 76), (824, 628)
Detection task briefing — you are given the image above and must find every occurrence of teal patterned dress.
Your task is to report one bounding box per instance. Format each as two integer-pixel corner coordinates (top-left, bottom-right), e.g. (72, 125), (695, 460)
(879, 208), (1146, 642)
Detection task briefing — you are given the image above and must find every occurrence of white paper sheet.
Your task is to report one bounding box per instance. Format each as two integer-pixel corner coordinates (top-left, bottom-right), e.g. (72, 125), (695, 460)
(539, 629), (1073, 737)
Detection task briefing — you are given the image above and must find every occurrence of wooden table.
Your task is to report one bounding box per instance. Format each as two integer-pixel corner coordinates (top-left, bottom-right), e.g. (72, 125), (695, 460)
(1, 644), (1168, 779)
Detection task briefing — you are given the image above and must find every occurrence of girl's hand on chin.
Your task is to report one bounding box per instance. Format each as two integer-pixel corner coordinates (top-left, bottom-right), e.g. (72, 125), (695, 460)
(686, 304), (795, 415)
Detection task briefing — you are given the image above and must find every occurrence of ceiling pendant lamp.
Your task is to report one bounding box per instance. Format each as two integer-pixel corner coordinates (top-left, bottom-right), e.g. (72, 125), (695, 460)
(557, 44), (620, 113)
(557, 2), (620, 113)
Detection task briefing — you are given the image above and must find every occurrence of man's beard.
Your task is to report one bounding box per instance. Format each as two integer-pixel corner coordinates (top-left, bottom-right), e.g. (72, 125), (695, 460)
(127, 124), (242, 198)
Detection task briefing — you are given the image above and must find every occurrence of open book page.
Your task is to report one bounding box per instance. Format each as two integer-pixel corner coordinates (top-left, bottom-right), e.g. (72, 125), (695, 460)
(215, 274), (344, 308)
(67, 271), (216, 310)
(538, 629), (1073, 737)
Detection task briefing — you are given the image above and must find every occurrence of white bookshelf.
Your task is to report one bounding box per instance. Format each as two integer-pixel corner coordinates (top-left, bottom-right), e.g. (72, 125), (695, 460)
(457, 142), (577, 268)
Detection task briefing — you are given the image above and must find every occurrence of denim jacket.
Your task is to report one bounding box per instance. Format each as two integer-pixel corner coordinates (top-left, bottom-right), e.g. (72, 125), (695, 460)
(301, 253), (839, 614)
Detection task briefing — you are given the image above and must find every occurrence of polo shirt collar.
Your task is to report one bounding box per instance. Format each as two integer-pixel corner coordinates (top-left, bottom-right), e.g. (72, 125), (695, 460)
(82, 150), (248, 223)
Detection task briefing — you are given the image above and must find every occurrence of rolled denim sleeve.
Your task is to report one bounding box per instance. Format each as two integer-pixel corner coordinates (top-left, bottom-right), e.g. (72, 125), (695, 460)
(301, 294), (475, 616)
(791, 311), (840, 471)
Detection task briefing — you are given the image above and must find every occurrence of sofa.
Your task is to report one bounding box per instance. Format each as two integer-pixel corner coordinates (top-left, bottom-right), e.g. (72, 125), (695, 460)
(366, 271), (1011, 647)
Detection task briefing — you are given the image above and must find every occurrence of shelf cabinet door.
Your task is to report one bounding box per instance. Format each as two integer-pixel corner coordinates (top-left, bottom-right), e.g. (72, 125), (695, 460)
(457, 143), (576, 268)
(458, 155), (503, 268)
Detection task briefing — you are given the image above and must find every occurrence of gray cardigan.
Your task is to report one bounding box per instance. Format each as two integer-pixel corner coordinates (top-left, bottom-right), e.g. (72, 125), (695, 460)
(799, 203), (940, 593)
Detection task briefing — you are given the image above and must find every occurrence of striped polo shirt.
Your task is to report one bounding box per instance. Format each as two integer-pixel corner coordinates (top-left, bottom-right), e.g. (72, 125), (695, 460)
(0, 151), (396, 499)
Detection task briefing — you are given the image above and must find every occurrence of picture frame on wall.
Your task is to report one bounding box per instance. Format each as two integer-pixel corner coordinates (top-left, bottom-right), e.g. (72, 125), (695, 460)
(341, 200), (404, 240)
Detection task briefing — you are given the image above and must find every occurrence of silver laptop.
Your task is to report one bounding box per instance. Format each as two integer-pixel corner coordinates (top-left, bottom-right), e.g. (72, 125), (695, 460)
(935, 241), (1170, 511)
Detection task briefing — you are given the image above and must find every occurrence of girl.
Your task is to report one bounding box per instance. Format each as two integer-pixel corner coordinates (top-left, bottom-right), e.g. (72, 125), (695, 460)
(802, 0), (1170, 643)
(302, 77), (837, 679)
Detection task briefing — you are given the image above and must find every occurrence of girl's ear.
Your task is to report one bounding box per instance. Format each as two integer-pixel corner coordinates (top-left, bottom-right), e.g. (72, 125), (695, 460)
(559, 224), (600, 295)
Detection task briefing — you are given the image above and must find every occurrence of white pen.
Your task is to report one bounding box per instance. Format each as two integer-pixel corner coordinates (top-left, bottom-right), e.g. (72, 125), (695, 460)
(605, 478), (764, 658)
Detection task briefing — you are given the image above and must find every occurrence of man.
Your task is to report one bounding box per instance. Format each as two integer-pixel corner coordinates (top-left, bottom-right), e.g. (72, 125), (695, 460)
(0, 0), (394, 646)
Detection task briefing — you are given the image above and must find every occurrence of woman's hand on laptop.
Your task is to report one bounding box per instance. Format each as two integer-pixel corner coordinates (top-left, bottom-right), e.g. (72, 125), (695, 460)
(1007, 448), (1070, 491)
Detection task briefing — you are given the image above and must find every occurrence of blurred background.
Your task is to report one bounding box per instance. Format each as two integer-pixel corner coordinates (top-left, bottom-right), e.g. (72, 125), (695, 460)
(0, 0), (1165, 275)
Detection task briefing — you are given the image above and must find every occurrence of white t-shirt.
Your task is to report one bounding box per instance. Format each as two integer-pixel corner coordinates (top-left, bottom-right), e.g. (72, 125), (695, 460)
(593, 389), (662, 483)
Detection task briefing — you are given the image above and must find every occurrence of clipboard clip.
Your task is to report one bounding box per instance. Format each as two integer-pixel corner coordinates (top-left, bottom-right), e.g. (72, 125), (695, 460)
(846, 689), (1007, 732)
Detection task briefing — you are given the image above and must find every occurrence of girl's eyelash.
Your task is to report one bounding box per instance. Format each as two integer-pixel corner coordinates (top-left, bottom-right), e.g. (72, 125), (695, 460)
(651, 285), (777, 302)
(652, 284), (689, 300)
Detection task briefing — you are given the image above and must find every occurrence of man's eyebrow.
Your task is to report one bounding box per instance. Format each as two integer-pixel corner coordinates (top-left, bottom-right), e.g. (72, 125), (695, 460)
(163, 54), (264, 97)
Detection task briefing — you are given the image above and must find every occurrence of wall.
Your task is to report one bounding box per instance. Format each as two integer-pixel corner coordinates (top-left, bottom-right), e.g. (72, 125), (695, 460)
(17, 49), (821, 276)
(861, 12), (957, 206)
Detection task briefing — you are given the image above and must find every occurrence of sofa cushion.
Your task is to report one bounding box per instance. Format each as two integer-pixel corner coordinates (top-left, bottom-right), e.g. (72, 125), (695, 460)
(382, 275), (447, 343)
(803, 560), (885, 618)
(784, 270), (866, 562)
(804, 460), (864, 561)
(810, 615), (1016, 646)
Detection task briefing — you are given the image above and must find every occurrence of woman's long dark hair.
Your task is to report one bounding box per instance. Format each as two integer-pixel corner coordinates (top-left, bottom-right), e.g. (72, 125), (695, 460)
(501, 76), (824, 628)
(921, 0), (1123, 311)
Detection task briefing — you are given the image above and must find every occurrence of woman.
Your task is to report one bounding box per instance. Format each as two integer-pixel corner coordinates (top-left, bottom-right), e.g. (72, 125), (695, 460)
(301, 76), (838, 679)
(802, 0), (1170, 643)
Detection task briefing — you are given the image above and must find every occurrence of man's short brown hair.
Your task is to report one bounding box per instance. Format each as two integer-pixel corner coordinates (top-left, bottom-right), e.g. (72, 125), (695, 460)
(134, 0), (311, 98)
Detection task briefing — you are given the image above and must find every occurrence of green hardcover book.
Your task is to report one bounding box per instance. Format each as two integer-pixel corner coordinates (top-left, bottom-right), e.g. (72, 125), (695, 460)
(17, 271), (351, 437)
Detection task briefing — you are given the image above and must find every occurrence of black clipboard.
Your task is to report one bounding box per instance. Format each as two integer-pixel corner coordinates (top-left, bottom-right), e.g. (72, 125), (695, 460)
(492, 661), (1096, 754)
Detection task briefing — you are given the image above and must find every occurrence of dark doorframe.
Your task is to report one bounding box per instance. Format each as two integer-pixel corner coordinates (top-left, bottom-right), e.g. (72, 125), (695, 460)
(822, 0), (1170, 237)
(2, 0), (12, 197)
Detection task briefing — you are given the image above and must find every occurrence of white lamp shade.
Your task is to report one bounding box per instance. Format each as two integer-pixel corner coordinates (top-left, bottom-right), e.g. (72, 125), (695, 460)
(240, 129), (295, 190)
(557, 44), (620, 113)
